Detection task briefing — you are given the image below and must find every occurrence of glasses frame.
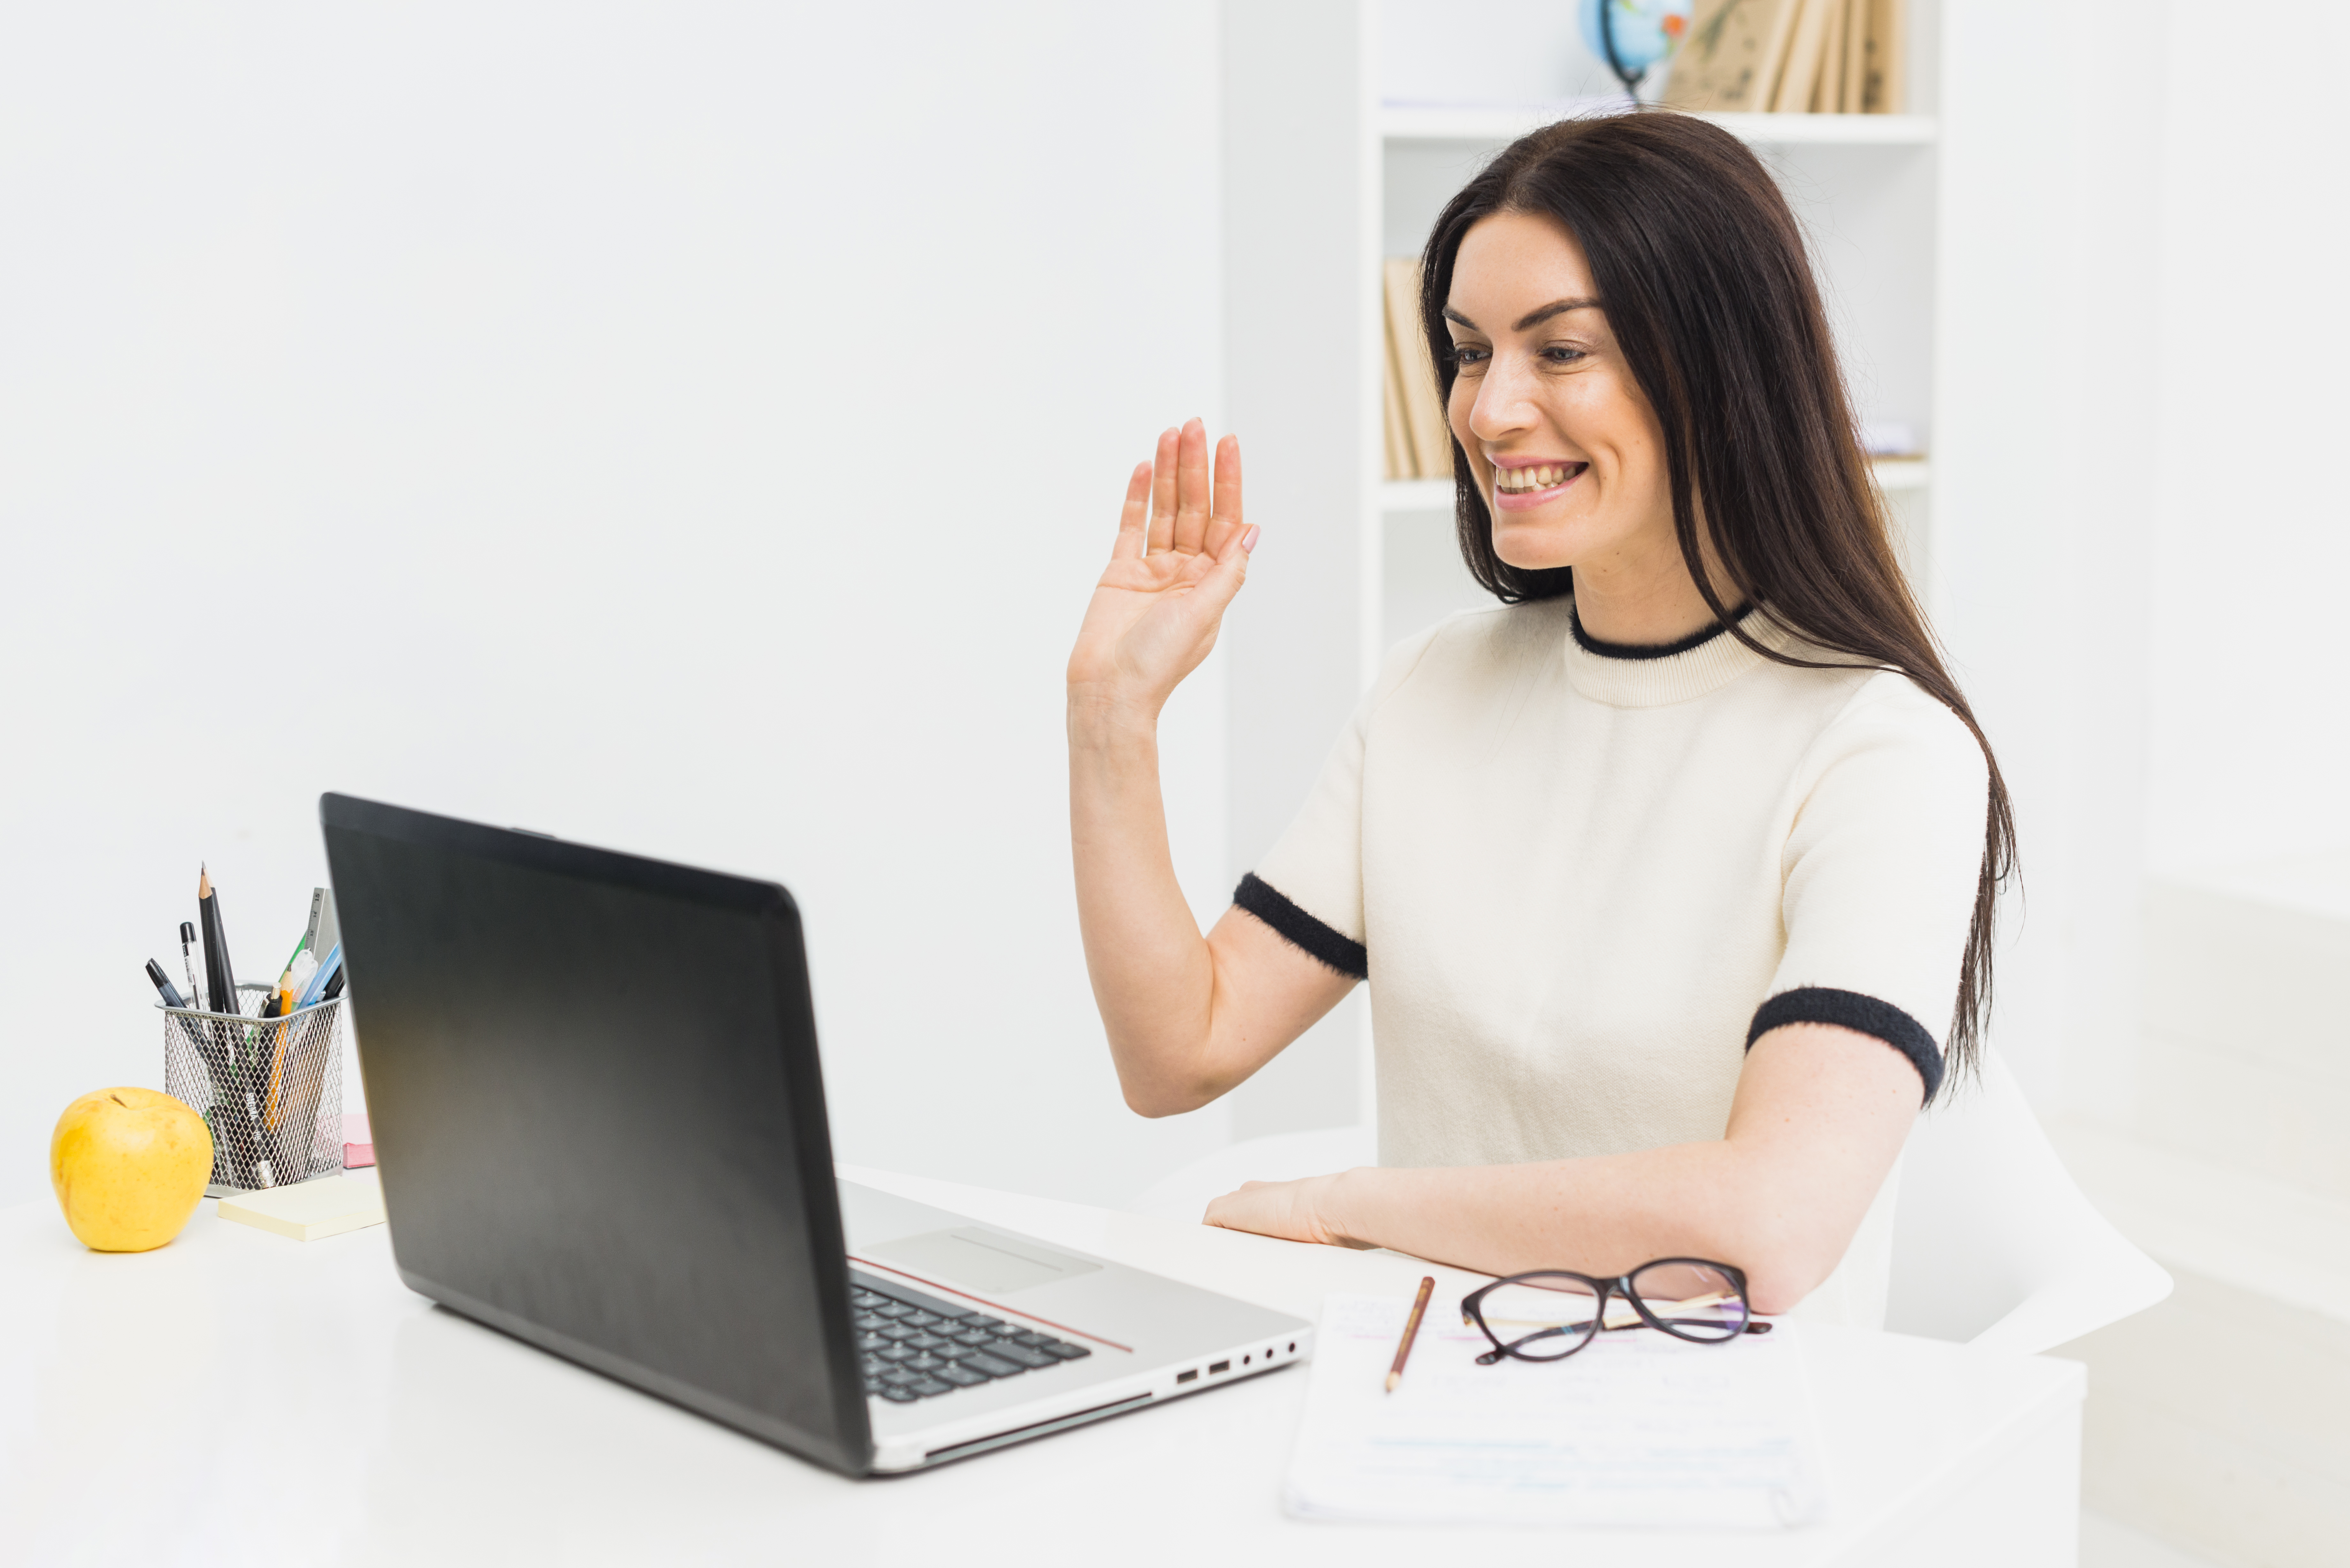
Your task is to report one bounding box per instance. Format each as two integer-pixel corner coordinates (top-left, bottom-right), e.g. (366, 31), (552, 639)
(1459, 1258), (1761, 1365)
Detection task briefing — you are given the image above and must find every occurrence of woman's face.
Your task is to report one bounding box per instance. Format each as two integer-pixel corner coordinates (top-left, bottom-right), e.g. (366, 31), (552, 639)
(1444, 209), (1674, 577)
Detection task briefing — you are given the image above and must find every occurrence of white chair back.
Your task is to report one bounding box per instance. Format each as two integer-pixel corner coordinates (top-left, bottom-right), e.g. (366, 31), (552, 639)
(1885, 1049), (2171, 1354)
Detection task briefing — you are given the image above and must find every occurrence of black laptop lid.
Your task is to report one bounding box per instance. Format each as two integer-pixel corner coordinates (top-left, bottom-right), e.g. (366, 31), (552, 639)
(319, 793), (872, 1474)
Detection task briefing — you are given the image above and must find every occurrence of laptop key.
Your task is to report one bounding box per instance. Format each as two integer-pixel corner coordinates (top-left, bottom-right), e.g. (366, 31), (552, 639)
(1042, 1341), (1092, 1360)
(905, 1353), (949, 1372)
(903, 1333), (952, 1352)
(949, 1328), (996, 1347)
(873, 1303), (915, 1319)
(1009, 1331), (1057, 1347)
(957, 1351), (1022, 1378)
(903, 1310), (947, 1328)
(906, 1377), (955, 1398)
(875, 1345), (918, 1363)
(878, 1324), (921, 1342)
(877, 1385), (921, 1403)
(981, 1341), (1055, 1370)
(879, 1367), (922, 1386)
(855, 1332), (892, 1352)
(956, 1314), (1008, 1331)
(936, 1363), (989, 1387)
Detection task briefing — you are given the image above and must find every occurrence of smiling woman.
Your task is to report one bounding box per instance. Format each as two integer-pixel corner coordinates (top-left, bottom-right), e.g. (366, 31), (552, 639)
(1064, 112), (2014, 1323)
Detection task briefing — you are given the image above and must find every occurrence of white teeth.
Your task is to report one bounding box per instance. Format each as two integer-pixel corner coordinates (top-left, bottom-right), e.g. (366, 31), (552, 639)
(1497, 463), (1576, 492)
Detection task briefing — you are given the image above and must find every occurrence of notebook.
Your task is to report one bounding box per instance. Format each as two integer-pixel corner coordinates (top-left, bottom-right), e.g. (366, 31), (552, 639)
(1285, 1294), (1829, 1528)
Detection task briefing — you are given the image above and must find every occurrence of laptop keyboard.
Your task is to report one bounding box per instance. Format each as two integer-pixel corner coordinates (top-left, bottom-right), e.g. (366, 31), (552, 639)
(852, 1281), (1094, 1403)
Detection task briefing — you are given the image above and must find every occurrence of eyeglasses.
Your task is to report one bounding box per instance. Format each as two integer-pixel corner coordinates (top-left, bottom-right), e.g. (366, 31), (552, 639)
(1459, 1259), (1770, 1365)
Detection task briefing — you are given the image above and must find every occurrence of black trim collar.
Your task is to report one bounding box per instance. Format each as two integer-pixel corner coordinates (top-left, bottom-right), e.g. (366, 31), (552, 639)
(1569, 604), (1746, 661)
(1233, 873), (1367, 981)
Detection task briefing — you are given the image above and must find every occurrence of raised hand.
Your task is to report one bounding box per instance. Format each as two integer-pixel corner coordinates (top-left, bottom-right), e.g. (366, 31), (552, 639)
(1066, 418), (1255, 719)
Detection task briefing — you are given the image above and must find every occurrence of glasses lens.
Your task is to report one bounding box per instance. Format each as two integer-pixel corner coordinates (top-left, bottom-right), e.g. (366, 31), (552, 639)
(1475, 1274), (1603, 1360)
(1627, 1260), (1748, 1341)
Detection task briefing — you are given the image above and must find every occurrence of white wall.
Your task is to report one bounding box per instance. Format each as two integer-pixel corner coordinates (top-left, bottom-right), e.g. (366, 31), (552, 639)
(2142, 1), (2350, 878)
(1935, 0), (2350, 1118)
(0, 3), (1236, 1209)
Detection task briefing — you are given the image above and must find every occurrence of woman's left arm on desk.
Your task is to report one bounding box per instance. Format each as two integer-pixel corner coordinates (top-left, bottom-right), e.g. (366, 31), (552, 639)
(1205, 1020), (1921, 1317)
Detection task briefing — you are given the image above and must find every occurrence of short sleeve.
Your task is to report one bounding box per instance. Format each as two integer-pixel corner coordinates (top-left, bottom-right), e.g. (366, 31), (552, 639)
(1238, 626), (1444, 981)
(1746, 675), (1991, 1103)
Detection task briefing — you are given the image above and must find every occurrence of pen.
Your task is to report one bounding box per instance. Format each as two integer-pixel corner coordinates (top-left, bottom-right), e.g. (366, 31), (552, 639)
(1387, 1275), (1436, 1392)
(145, 959), (188, 1011)
(179, 922), (202, 1013)
(294, 943), (343, 1011)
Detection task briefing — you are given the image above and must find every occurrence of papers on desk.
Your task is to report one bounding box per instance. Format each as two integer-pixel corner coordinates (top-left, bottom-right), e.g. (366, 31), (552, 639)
(1285, 1294), (1828, 1529)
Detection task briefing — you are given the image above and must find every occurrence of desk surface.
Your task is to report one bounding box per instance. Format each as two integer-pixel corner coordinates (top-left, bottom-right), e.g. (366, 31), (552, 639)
(0, 1166), (2083, 1566)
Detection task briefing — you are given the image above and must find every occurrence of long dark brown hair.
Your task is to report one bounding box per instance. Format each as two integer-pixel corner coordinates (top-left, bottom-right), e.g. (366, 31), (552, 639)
(1421, 111), (2015, 1085)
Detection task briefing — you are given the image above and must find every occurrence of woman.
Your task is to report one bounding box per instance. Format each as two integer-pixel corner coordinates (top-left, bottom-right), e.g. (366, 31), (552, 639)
(1064, 113), (2012, 1325)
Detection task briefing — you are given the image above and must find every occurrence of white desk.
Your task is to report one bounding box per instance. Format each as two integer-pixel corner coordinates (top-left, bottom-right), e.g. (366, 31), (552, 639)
(0, 1167), (2084, 1565)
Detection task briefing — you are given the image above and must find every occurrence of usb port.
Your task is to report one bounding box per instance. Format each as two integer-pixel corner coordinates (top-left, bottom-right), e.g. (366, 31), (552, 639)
(1208, 1360), (1231, 1375)
(1176, 1369), (1198, 1384)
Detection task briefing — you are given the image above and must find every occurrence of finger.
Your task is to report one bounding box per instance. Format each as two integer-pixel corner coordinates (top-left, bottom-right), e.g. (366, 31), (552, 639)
(1205, 433), (1243, 556)
(1172, 417), (1210, 555)
(1147, 427), (1179, 554)
(1112, 461), (1151, 561)
(1190, 518), (1257, 622)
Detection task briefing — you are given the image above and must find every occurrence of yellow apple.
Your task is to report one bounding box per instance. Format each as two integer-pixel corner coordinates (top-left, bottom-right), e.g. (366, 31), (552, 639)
(50, 1087), (214, 1252)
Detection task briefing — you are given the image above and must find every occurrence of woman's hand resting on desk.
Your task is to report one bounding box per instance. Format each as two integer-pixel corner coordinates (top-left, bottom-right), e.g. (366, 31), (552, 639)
(1066, 418), (1257, 721)
(1203, 1174), (1367, 1249)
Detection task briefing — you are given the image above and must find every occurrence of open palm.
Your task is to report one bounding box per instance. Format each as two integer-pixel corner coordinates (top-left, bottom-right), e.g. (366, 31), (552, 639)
(1067, 418), (1254, 713)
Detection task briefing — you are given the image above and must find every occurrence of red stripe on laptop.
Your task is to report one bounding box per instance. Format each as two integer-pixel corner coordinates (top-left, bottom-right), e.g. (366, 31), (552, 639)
(847, 1255), (1135, 1353)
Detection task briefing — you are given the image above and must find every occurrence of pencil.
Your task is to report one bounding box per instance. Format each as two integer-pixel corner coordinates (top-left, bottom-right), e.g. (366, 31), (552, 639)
(1386, 1275), (1436, 1392)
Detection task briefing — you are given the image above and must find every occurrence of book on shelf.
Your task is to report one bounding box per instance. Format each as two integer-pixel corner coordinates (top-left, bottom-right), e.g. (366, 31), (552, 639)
(1382, 256), (1453, 483)
(1661, 0), (1905, 115)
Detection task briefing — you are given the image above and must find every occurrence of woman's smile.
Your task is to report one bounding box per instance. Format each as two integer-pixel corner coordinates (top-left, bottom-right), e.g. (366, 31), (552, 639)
(1490, 458), (1589, 509)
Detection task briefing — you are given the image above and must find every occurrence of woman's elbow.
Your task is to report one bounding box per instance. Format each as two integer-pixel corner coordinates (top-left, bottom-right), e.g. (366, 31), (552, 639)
(1732, 1222), (1857, 1316)
(1117, 1068), (1226, 1119)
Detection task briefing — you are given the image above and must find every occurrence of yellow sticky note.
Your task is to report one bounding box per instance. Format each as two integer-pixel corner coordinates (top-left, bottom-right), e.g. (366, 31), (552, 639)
(217, 1174), (386, 1241)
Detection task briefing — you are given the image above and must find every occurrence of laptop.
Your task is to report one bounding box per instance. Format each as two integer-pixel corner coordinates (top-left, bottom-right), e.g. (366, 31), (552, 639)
(318, 793), (1311, 1475)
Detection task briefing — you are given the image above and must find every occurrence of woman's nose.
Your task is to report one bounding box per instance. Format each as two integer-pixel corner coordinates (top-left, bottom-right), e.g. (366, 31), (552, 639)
(1468, 353), (1540, 443)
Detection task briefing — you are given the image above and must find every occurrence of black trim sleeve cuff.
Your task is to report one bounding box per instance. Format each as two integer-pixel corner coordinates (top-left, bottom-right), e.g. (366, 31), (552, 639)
(1233, 873), (1368, 981)
(1746, 987), (1944, 1104)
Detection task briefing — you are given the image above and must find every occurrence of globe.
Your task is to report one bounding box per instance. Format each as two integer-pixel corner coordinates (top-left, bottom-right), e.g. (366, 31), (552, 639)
(1579, 0), (1694, 98)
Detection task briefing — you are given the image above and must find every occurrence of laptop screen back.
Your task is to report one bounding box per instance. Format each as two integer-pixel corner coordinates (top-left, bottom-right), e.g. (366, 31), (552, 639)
(319, 793), (872, 1474)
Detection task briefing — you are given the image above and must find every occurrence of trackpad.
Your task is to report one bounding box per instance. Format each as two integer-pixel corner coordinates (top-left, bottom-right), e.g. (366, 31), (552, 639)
(865, 1228), (1102, 1294)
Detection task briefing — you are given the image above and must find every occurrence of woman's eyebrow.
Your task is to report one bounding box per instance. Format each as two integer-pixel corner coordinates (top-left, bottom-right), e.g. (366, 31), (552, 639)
(1513, 297), (1601, 330)
(1440, 298), (1604, 333)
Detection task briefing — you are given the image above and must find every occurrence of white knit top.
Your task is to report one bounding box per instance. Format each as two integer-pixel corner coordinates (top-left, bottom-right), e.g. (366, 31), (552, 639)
(1243, 596), (1989, 1327)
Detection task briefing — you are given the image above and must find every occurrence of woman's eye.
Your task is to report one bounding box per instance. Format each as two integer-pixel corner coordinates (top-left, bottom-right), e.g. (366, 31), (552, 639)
(1450, 345), (1489, 368)
(1541, 345), (1587, 365)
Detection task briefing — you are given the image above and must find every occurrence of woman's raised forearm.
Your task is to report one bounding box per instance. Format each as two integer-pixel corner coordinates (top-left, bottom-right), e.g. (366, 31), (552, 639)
(1066, 690), (1226, 1113)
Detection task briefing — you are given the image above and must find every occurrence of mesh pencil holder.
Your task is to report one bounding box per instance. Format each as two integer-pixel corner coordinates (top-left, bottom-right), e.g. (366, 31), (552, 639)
(162, 984), (345, 1195)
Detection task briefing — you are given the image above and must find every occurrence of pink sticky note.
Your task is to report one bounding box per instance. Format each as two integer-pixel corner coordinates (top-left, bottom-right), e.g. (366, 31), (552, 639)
(342, 1112), (375, 1169)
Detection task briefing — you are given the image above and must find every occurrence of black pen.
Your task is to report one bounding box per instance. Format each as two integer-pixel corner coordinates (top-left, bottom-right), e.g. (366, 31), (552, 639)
(144, 959), (188, 1011)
